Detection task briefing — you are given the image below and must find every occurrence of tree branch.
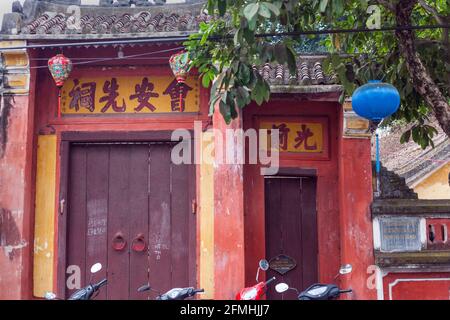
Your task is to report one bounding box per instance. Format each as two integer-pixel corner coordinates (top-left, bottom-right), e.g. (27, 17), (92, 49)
(417, 0), (444, 24)
(394, 0), (450, 137)
(373, 0), (396, 12)
(417, 0), (450, 100)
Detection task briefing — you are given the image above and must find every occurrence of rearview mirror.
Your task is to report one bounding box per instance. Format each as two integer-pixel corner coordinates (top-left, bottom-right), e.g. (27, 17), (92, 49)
(138, 284), (151, 292)
(275, 283), (289, 293)
(339, 264), (353, 275)
(259, 259), (269, 271)
(90, 263), (102, 274)
(44, 292), (57, 300)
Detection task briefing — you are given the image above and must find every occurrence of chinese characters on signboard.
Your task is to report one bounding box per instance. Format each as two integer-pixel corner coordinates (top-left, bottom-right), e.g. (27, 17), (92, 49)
(61, 76), (199, 115)
(260, 120), (324, 153)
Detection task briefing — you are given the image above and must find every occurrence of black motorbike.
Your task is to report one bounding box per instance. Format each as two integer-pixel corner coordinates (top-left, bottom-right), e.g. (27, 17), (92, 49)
(67, 278), (108, 300)
(137, 284), (204, 300)
(45, 263), (107, 300)
(275, 264), (353, 300)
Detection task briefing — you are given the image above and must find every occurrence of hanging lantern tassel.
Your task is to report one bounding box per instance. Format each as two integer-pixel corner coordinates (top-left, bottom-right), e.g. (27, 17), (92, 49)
(375, 130), (381, 195)
(169, 51), (191, 113)
(178, 82), (185, 112)
(48, 54), (73, 119)
(57, 86), (62, 118)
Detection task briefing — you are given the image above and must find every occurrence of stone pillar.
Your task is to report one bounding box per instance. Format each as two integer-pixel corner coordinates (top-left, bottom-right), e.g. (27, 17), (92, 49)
(0, 41), (34, 299)
(338, 100), (377, 300)
(213, 106), (246, 299)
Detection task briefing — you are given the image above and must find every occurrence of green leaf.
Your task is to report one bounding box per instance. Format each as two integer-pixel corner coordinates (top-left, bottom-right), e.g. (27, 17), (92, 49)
(400, 130), (411, 144)
(319, 0), (329, 13)
(227, 93), (238, 119)
(333, 0), (344, 16)
(243, 27), (255, 43)
(263, 80), (271, 102)
(274, 43), (287, 65)
(286, 45), (297, 75)
(234, 28), (242, 46)
(251, 79), (268, 106)
(259, 3), (272, 19)
(206, 0), (214, 14)
(248, 16), (257, 31)
(244, 3), (260, 22)
(264, 2), (280, 16)
(238, 63), (251, 84)
(218, 0), (227, 16)
(219, 100), (232, 124)
(202, 73), (211, 88)
(236, 86), (250, 108)
(209, 94), (220, 116)
(412, 127), (420, 143)
(261, 44), (274, 63)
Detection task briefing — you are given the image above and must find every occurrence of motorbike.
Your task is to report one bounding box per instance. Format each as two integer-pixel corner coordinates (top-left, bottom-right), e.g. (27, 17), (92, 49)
(137, 284), (205, 300)
(45, 263), (108, 300)
(236, 259), (276, 300)
(275, 264), (353, 300)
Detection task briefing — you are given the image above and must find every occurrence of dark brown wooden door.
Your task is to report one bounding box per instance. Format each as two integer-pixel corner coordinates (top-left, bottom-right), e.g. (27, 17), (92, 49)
(265, 177), (318, 300)
(66, 143), (195, 300)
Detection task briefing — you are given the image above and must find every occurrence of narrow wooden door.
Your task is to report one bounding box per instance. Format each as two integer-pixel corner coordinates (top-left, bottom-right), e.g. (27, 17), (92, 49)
(264, 177), (318, 300)
(65, 143), (195, 300)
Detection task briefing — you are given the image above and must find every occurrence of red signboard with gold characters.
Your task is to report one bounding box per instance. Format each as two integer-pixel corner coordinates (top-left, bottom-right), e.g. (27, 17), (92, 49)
(259, 117), (329, 159)
(60, 75), (199, 115)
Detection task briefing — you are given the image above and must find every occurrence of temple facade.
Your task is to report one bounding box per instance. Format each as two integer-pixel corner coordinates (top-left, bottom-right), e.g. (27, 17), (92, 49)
(0, 0), (448, 300)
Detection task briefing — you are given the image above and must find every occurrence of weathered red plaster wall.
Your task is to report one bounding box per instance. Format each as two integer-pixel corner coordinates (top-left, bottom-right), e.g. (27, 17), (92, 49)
(383, 272), (450, 300)
(243, 98), (342, 287)
(0, 87), (36, 299)
(212, 108), (246, 300)
(339, 136), (376, 300)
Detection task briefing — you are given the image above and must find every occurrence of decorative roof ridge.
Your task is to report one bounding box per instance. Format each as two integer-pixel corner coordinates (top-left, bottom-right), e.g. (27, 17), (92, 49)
(1, 0), (207, 36)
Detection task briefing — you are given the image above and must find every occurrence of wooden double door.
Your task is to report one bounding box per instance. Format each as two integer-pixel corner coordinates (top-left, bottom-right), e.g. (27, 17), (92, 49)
(265, 177), (318, 300)
(65, 143), (195, 300)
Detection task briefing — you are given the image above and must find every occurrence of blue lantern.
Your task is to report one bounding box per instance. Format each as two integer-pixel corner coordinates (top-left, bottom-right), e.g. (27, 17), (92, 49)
(351, 80), (401, 196)
(352, 80), (401, 122)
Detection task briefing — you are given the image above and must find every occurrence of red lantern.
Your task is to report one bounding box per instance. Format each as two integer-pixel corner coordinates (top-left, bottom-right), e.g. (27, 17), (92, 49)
(169, 51), (191, 112)
(48, 54), (73, 118)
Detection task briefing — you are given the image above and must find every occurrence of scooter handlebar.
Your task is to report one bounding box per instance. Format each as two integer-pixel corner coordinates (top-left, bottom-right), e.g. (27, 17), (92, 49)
(339, 289), (353, 294)
(193, 289), (205, 294)
(265, 277), (276, 286)
(95, 278), (108, 289)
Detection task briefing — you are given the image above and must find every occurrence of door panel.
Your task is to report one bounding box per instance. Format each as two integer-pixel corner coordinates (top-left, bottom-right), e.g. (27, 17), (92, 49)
(148, 144), (172, 299)
(170, 159), (190, 289)
(128, 145), (150, 300)
(67, 146), (87, 296)
(65, 142), (195, 300)
(107, 146), (130, 300)
(300, 178), (318, 288)
(265, 177), (318, 300)
(85, 146), (109, 300)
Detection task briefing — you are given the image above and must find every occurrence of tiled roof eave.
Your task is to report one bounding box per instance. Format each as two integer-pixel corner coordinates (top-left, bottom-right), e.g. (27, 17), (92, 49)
(270, 84), (343, 94)
(269, 85), (343, 101)
(403, 141), (450, 187)
(1, 30), (196, 41)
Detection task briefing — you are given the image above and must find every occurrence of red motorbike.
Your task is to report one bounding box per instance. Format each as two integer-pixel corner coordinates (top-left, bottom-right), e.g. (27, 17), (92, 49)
(236, 259), (276, 300)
